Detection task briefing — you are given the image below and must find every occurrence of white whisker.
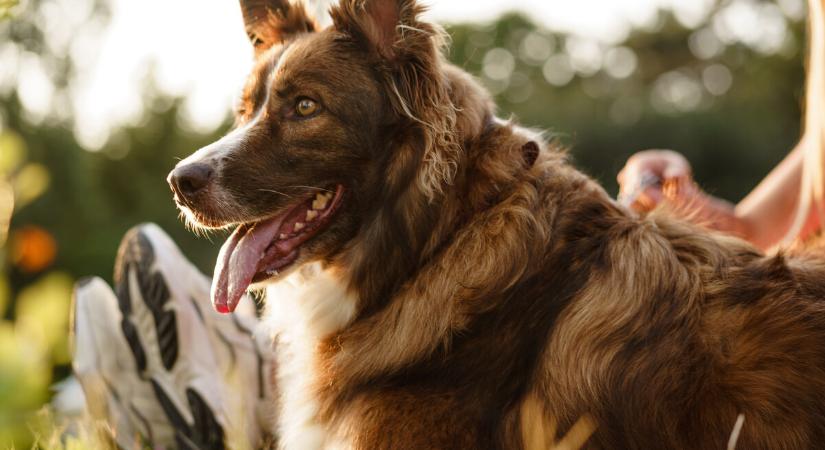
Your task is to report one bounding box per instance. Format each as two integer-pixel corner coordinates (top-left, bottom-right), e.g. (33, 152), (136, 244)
(258, 188), (292, 199)
(287, 185), (335, 194)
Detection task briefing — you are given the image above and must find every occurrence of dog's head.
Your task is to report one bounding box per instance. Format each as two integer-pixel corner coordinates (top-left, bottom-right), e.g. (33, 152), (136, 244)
(168, 0), (472, 313)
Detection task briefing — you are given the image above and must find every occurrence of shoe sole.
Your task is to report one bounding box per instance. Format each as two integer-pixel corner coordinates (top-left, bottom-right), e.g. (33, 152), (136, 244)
(113, 225), (225, 449)
(114, 226), (179, 372)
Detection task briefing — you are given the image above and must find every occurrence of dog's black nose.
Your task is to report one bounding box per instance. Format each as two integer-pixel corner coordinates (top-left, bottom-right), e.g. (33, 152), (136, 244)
(168, 163), (214, 198)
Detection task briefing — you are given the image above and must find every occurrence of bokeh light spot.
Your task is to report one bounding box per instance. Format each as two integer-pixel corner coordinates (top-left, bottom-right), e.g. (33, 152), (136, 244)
(688, 27), (725, 60)
(13, 163), (50, 208)
(543, 54), (575, 87)
(652, 71), (704, 114)
(604, 46), (638, 79)
(566, 37), (603, 77)
(713, 1), (788, 55)
(518, 31), (554, 66)
(11, 226), (57, 274)
(777, 0), (806, 21)
(702, 64), (734, 96)
(506, 72), (534, 104)
(15, 272), (74, 365)
(0, 130), (26, 175)
(483, 47), (516, 81)
(671, 0), (715, 29)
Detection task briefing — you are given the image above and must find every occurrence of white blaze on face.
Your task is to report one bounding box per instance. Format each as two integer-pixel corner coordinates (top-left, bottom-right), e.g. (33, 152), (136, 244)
(176, 112), (260, 170)
(171, 97), (268, 230)
(174, 42), (294, 194)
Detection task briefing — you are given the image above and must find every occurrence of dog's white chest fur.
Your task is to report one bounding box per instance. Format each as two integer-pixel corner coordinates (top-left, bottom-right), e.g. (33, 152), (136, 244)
(262, 263), (356, 450)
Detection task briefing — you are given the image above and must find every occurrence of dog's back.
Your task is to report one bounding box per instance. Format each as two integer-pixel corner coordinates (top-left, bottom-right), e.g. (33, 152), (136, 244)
(537, 195), (825, 449)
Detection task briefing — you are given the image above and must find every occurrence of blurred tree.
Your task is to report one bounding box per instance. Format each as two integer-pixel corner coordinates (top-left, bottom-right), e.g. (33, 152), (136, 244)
(448, 9), (805, 198)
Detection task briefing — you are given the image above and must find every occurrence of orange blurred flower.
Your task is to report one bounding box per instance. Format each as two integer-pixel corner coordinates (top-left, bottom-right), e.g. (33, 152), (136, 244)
(10, 226), (57, 274)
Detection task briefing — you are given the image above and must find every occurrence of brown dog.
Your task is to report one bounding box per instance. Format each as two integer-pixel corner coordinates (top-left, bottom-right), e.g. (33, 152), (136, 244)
(167, 0), (825, 448)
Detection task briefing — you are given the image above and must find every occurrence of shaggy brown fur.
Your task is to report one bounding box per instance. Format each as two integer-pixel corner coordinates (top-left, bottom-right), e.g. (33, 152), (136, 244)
(169, 0), (825, 448)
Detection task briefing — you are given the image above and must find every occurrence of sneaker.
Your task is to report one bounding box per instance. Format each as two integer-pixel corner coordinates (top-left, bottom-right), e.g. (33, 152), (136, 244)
(72, 223), (276, 449)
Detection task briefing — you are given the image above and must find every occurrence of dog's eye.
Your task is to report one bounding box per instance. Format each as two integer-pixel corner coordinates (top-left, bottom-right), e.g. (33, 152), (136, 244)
(248, 32), (265, 48)
(295, 98), (319, 117)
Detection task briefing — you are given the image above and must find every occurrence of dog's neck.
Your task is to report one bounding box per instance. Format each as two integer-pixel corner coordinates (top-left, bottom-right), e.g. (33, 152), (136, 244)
(336, 66), (537, 317)
(305, 113), (631, 427)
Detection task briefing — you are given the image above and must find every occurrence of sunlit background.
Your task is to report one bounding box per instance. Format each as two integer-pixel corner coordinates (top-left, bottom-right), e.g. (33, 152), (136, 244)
(0, 0), (809, 447)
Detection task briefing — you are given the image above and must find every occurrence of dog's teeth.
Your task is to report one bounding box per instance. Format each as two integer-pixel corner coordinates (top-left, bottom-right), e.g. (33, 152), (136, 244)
(306, 210), (319, 222)
(312, 195), (329, 210)
(294, 222), (305, 231)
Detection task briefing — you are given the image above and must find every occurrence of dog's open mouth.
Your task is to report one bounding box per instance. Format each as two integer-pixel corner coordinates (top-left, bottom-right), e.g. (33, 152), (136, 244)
(211, 185), (345, 313)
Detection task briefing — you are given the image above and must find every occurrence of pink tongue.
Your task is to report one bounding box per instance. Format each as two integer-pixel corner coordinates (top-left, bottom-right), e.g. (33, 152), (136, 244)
(211, 216), (284, 313)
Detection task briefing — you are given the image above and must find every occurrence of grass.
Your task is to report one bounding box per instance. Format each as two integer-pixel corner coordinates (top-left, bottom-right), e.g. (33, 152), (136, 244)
(10, 408), (115, 450)
(0, 0), (18, 20)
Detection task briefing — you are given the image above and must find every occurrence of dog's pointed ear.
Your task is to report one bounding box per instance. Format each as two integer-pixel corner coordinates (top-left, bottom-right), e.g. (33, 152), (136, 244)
(330, 0), (426, 60)
(239, 0), (316, 56)
(333, 0), (462, 199)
